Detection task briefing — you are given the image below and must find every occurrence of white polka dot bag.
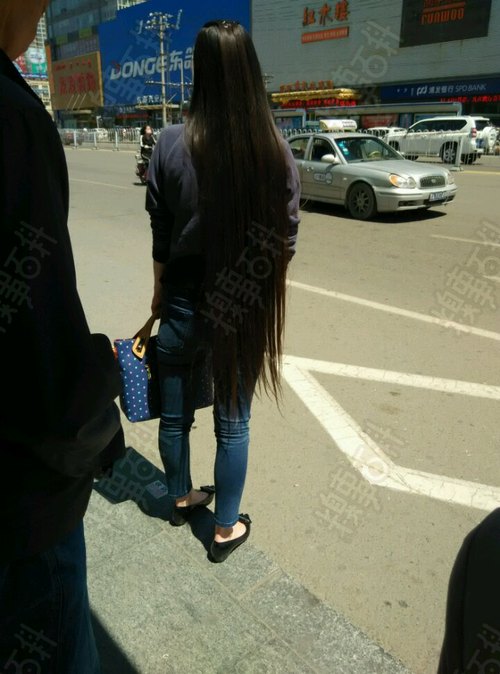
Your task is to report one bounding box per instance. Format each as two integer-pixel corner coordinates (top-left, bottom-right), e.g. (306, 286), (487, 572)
(113, 316), (161, 423)
(113, 316), (214, 423)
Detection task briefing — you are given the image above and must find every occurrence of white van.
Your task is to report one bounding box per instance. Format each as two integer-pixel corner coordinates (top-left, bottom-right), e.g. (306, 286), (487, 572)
(319, 118), (357, 132)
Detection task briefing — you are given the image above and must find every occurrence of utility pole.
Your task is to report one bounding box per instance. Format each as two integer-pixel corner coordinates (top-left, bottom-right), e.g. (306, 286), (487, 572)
(145, 10), (182, 128)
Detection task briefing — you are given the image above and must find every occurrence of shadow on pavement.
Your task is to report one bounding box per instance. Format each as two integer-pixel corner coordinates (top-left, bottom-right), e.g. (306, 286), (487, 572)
(94, 446), (216, 556)
(93, 446), (171, 521)
(92, 610), (140, 674)
(300, 199), (448, 223)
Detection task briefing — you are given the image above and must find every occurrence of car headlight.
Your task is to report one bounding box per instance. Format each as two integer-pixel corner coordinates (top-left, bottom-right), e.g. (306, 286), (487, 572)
(389, 174), (417, 188)
(446, 171), (455, 185)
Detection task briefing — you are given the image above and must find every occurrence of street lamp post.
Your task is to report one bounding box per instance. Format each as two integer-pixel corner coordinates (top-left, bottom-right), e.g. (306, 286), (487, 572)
(144, 10), (182, 128)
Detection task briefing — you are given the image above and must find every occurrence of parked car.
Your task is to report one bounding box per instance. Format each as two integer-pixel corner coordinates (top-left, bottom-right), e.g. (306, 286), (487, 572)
(61, 130), (83, 146)
(386, 116), (484, 164)
(287, 132), (457, 220)
(91, 128), (110, 140)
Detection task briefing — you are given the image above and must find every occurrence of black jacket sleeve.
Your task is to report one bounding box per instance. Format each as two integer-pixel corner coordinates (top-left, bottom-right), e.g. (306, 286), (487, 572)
(0, 67), (125, 478)
(438, 508), (500, 673)
(145, 131), (175, 263)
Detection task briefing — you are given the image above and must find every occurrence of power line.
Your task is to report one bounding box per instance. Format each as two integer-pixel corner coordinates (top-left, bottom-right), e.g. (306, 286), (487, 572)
(144, 9), (182, 127)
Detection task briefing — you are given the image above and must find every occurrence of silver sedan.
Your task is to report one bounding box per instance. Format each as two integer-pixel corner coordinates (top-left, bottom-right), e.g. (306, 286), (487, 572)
(287, 132), (458, 220)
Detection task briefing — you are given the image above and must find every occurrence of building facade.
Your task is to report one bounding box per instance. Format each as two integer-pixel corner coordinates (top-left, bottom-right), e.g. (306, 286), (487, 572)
(45, 0), (148, 125)
(46, 0), (148, 61)
(15, 16), (52, 114)
(45, 0), (251, 128)
(253, 0), (500, 128)
(97, 0), (250, 127)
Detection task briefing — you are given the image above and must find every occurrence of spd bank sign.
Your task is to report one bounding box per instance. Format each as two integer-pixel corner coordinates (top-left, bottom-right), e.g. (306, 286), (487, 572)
(99, 0), (250, 107)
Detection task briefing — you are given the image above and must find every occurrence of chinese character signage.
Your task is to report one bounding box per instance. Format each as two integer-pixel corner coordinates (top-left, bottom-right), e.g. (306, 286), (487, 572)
(51, 52), (103, 110)
(381, 77), (500, 101)
(301, 1), (350, 43)
(400, 0), (492, 47)
(99, 0), (250, 106)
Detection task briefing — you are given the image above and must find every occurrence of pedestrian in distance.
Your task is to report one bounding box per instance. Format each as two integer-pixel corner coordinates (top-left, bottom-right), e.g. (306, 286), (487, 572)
(0, 1), (125, 671)
(146, 19), (300, 563)
(482, 125), (498, 155)
(140, 123), (156, 161)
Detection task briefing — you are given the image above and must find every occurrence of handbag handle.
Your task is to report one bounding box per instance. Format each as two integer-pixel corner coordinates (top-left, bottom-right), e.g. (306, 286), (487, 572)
(132, 315), (157, 359)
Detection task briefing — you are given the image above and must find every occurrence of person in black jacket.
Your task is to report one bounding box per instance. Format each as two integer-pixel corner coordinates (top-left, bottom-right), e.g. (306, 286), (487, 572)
(438, 509), (500, 673)
(0, 2), (125, 671)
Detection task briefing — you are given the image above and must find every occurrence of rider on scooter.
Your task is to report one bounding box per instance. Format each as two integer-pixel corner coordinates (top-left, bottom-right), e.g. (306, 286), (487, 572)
(140, 124), (156, 163)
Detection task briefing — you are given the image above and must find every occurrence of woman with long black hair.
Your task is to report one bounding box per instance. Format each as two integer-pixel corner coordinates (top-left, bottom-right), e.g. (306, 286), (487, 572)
(146, 19), (300, 563)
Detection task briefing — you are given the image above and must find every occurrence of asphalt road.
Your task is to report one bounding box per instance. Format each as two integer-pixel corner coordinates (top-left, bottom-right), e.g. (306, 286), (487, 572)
(65, 145), (500, 674)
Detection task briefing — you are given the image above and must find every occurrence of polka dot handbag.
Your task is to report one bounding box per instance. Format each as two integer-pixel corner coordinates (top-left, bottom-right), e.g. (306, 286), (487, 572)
(113, 316), (213, 423)
(113, 334), (161, 423)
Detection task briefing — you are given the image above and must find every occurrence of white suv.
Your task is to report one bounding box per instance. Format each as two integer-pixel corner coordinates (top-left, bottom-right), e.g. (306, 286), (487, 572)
(387, 116), (484, 164)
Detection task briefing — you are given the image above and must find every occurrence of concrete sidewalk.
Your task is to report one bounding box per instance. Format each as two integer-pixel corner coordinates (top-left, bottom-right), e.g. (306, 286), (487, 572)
(87, 447), (413, 674)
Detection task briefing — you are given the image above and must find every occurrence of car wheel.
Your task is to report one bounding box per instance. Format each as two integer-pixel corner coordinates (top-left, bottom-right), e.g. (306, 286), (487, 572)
(440, 142), (458, 164)
(405, 155), (418, 161)
(346, 183), (377, 220)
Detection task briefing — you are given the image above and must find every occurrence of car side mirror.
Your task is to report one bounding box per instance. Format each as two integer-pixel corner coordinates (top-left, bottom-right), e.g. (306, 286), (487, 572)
(320, 154), (339, 164)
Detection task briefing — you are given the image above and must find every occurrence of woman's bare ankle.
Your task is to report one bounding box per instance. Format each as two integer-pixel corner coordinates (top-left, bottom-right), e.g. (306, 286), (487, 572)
(215, 525), (233, 540)
(214, 521), (245, 543)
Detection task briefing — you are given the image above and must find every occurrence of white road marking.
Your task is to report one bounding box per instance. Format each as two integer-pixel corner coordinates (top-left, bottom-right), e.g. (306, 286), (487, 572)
(288, 280), (500, 342)
(283, 355), (500, 511)
(462, 170), (500, 176)
(285, 356), (500, 399)
(70, 178), (131, 191)
(430, 234), (500, 249)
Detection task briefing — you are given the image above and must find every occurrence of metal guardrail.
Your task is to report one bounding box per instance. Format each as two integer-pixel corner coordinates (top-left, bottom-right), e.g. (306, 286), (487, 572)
(58, 128), (161, 151)
(385, 129), (476, 169)
(279, 128), (313, 138)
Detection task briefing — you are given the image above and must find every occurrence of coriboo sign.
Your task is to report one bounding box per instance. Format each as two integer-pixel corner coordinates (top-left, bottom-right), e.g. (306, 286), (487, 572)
(400, 0), (492, 47)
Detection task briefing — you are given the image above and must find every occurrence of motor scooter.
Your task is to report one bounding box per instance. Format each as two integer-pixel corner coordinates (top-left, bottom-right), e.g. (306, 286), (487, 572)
(135, 153), (149, 184)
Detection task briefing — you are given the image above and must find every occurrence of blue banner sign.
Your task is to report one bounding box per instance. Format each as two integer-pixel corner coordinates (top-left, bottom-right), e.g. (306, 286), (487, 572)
(381, 78), (500, 101)
(99, 0), (250, 106)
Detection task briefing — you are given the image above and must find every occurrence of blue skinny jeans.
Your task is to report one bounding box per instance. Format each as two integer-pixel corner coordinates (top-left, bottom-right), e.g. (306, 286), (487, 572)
(156, 288), (252, 528)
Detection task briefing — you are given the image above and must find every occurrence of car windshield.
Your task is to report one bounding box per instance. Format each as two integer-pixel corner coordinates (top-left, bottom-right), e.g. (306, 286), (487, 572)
(334, 136), (402, 163)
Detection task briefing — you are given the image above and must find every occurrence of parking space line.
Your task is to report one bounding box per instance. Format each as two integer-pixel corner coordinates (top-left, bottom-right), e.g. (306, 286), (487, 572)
(285, 356), (500, 398)
(288, 280), (500, 342)
(430, 234), (500, 249)
(283, 355), (500, 511)
(461, 170), (500, 175)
